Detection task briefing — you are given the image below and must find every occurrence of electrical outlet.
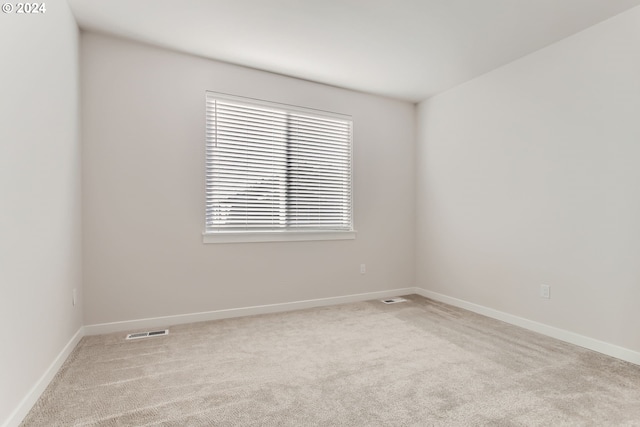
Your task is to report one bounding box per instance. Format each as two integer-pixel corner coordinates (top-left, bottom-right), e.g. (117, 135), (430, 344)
(360, 264), (366, 274)
(540, 284), (550, 299)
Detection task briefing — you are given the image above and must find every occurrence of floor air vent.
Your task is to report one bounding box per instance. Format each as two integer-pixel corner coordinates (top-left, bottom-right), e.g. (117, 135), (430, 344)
(381, 297), (408, 304)
(126, 329), (169, 340)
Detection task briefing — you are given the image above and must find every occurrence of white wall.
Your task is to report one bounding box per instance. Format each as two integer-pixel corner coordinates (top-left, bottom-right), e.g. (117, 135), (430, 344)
(81, 33), (416, 325)
(417, 7), (640, 353)
(0, 1), (82, 425)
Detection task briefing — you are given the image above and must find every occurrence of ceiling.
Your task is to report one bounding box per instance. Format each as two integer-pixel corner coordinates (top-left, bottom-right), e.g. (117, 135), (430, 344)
(68, 0), (640, 102)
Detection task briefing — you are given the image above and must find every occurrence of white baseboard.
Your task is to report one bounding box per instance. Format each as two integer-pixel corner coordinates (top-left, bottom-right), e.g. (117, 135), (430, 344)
(84, 288), (416, 335)
(415, 287), (640, 366)
(2, 327), (84, 427)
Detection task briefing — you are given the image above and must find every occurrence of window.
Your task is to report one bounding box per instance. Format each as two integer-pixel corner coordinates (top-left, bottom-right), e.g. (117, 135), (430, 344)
(204, 92), (355, 243)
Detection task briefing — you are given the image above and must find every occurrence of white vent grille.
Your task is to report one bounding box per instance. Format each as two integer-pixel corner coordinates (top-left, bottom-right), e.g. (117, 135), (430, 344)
(126, 330), (169, 340)
(381, 297), (408, 304)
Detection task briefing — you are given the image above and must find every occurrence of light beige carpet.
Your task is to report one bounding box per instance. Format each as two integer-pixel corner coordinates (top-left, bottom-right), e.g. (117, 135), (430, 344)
(21, 295), (640, 426)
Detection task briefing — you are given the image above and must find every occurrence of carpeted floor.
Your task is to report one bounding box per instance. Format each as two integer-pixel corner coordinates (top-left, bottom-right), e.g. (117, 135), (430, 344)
(21, 295), (640, 426)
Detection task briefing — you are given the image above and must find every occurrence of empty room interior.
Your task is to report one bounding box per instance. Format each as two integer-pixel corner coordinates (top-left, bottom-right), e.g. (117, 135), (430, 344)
(3, 0), (640, 425)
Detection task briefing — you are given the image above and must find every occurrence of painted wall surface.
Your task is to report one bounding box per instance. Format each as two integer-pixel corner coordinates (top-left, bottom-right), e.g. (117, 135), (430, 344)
(81, 33), (416, 325)
(0, 1), (82, 424)
(417, 7), (640, 352)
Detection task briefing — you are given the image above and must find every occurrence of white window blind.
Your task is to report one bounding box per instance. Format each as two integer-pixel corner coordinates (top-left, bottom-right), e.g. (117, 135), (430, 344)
(205, 92), (353, 237)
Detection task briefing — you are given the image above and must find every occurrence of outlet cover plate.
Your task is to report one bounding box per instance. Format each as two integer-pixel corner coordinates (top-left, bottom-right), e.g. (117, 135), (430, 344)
(540, 284), (550, 299)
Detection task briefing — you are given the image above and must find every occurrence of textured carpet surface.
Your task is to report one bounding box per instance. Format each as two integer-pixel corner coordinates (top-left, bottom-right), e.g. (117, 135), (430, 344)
(21, 295), (640, 426)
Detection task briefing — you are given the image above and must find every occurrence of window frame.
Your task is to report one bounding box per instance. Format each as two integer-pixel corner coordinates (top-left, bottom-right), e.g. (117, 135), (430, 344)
(203, 92), (356, 244)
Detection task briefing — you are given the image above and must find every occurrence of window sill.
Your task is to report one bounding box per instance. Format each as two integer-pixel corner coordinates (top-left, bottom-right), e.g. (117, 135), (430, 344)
(202, 230), (357, 244)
